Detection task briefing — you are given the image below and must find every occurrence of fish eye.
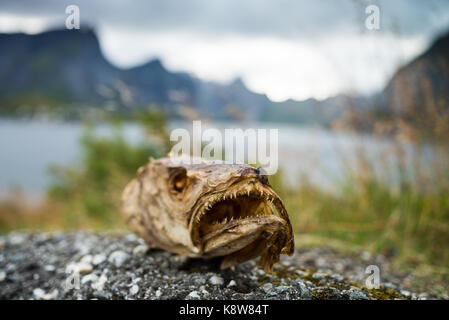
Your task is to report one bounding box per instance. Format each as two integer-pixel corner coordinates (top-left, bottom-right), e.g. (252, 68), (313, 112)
(172, 171), (187, 192)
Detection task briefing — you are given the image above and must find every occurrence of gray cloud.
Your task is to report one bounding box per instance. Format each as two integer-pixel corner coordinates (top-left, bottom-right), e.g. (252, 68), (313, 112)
(1, 0), (449, 100)
(1, 0), (449, 39)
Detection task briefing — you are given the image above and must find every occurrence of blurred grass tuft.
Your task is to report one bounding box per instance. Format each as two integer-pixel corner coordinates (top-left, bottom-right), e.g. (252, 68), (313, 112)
(269, 144), (449, 275)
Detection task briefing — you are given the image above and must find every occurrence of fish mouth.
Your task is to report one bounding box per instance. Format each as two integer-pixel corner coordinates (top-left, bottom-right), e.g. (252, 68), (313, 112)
(189, 179), (294, 271)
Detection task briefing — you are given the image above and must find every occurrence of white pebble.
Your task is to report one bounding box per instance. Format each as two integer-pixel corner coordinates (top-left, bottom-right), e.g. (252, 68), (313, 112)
(91, 274), (108, 291)
(0, 271), (6, 282)
(9, 234), (26, 245)
(130, 284), (139, 295)
(132, 277), (142, 284)
(155, 289), (163, 298)
(33, 288), (59, 300)
(315, 257), (326, 267)
(262, 283), (273, 293)
(227, 280), (237, 287)
(108, 250), (129, 267)
(80, 255), (93, 264)
(187, 291), (200, 299)
(401, 290), (411, 297)
(418, 293), (429, 300)
(133, 244), (149, 255)
(33, 288), (45, 299)
(82, 274), (99, 284)
(75, 242), (91, 256)
(44, 265), (56, 272)
(312, 272), (327, 279)
(201, 289), (209, 296)
(209, 275), (224, 285)
(66, 261), (93, 274)
(361, 251), (372, 261)
(92, 254), (106, 265)
(125, 234), (138, 242)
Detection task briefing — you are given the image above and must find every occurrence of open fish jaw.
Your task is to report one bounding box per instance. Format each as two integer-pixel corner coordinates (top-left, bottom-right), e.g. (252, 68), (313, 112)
(121, 157), (294, 272)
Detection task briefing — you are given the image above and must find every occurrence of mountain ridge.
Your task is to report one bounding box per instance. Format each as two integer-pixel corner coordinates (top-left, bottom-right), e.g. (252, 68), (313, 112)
(1, 28), (447, 128)
(0, 28), (354, 124)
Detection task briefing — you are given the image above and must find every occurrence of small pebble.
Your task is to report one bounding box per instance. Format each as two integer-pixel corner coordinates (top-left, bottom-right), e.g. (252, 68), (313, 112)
(418, 293), (429, 300)
(66, 261), (93, 274)
(33, 288), (59, 300)
(384, 282), (397, 290)
(9, 234), (26, 245)
(361, 251), (372, 261)
(130, 284), (139, 296)
(312, 272), (327, 279)
(92, 254), (106, 265)
(132, 277), (141, 285)
(33, 288), (45, 299)
(315, 257), (326, 267)
(227, 280), (237, 287)
(108, 250), (129, 268)
(401, 290), (411, 297)
(187, 291), (200, 299)
(201, 289), (209, 296)
(296, 280), (311, 299)
(193, 276), (206, 285)
(82, 274), (99, 284)
(133, 244), (149, 256)
(275, 285), (290, 293)
(345, 287), (368, 300)
(257, 269), (265, 276)
(331, 274), (344, 281)
(266, 289), (278, 296)
(44, 265), (56, 272)
(80, 255), (93, 264)
(295, 269), (308, 277)
(125, 234), (138, 242)
(262, 283), (273, 293)
(93, 290), (111, 299)
(209, 275), (224, 285)
(91, 274), (108, 291)
(0, 271), (6, 282)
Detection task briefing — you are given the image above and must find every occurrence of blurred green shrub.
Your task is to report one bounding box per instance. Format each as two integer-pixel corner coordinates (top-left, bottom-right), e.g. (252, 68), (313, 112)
(48, 108), (170, 228)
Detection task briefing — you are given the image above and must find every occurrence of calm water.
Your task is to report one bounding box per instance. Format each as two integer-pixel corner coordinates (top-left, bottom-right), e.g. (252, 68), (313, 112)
(0, 118), (417, 201)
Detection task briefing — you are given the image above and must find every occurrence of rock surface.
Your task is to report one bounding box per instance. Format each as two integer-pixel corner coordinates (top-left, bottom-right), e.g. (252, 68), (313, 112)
(0, 231), (446, 300)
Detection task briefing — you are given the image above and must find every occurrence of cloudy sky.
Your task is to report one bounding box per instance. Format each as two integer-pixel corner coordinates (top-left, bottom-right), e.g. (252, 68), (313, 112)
(1, 0), (449, 101)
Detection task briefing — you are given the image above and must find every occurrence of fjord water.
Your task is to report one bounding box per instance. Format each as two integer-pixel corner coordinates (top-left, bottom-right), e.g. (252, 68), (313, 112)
(0, 119), (421, 200)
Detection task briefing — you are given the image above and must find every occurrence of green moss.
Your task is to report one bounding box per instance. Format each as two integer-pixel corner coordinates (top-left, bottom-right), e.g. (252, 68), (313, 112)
(363, 286), (405, 300)
(255, 263), (407, 300)
(258, 275), (271, 283)
(310, 287), (338, 300)
(299, 272), (322, 286)
(272, 266), (300, 280)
